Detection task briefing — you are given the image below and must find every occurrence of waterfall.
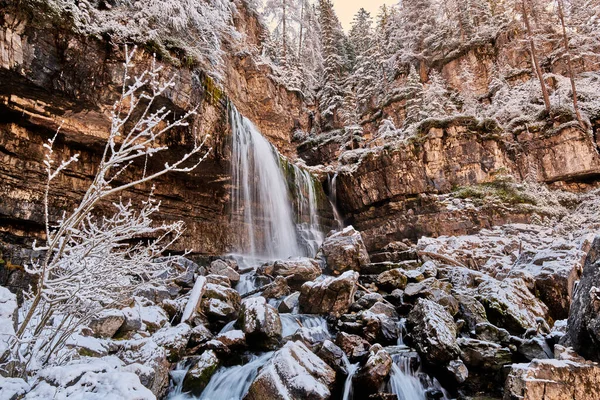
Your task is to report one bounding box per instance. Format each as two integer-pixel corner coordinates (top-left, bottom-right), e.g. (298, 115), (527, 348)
(230, 106), (324, 259)
(388, 352), (448, 400)
(327, 173), (344, 229)
(341, 355), (359, 400)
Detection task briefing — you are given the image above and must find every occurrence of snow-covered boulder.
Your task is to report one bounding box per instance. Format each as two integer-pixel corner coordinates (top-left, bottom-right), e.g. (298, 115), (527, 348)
(320, 226), (370, 275)
(299, 271), (358, 317)
(182, 350), (220, 396)
(244, 341), (336, 400)
(258, 258), (321, 284)
(119, 338), (170, 398)
(407, 298), (460, 366)
(25, 356), (155, 400)
(215, 329), (246, 349)
(278, 292), (300, 313)
(152, 323), (191, 362)
(261, 276), (291, 299)
(238, 296), (282, 350)
(202, 282), (241, 321)
(0, 286), (17, 355)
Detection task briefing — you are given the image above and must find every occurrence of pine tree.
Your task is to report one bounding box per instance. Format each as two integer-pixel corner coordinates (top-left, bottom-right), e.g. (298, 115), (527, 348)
(405, 65), (425, 125)
(349, 8), (378, 113)
(263, 0), (302, 65)
(423, 70), (457, 118)
(317, 0), (348, 128)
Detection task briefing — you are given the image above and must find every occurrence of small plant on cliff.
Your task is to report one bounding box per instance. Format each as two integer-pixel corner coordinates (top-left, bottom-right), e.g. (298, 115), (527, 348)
(1, 46), (210, 376)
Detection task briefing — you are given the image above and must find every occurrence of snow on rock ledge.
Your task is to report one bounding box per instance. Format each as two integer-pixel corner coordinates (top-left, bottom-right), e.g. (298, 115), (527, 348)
(0, 285), (17, 355)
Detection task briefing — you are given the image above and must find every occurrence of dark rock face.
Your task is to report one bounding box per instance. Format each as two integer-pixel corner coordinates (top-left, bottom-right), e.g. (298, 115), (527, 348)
(182, 350), (220, 396)
(567, 237), (600, 361)
(353, 345), (393, 396)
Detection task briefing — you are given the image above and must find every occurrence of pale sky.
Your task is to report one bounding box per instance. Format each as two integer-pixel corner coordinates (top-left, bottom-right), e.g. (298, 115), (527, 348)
(331, 0), (398, 31)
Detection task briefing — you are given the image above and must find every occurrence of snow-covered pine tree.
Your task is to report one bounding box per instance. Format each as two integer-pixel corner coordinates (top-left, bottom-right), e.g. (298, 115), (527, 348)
(349, 8), (378, 113)
(317, 0), (348, 128)
(405, 65), (425, 126)
(263, 0), (302, 66)
(423, 70), (457, 118)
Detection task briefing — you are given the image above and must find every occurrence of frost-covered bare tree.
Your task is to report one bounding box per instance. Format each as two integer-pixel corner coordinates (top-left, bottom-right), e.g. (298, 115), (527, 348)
(2, 46), (210, 377)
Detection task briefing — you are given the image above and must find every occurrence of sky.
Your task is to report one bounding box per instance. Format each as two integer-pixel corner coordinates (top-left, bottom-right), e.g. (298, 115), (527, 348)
(331, 0), (398, 31)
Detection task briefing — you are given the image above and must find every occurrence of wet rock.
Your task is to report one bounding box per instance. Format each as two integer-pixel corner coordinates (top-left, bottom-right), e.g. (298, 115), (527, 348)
(209, 260), (240, 285)
(457, 338), (513, 371)
(278, 292), (300, 313)
(299, 271), (359, 317)
(261, 276), (291, 299)
(244, 341), (336, 400)
(316, 339), (349, 375)
(335, 332), (370, 362)
(504, 358), (600, 400)
(567, 236), (600, 361)
(474, 278), (550, 335)
(239, 296), (282, 350)
(259, 258), (321, 284)
(321, 226), (370, 275)
(376, 269), (408, 291)
(350, 292), (385, 312)
(182, 350), (220, 396)
(454, 293), (487, 332)
(475, 322), (511, 344)
(407, 299), (459, 365)
(403, 277), (452, 302)
(215, 329), (246, 350)
(363, 302), (400, 344)
(89, 309), (125, 338)
(290, 326), (330, 348)
(353, 345), (393, 396)
(447, 359), (469, 383)
(189, 324), (214, 347)
(518, 336), (553, 361)
(206, 274), (231, 287)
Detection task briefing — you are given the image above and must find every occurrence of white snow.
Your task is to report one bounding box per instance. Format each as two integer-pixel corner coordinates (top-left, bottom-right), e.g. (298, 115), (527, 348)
(181, 276), (206, 322)
(0, 286), (17, 355)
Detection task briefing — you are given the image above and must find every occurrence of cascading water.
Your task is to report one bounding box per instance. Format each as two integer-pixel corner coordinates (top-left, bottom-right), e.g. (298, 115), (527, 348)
(388, 351), (449, 400)
(327, 173), (344, 229)
(341, 355), (359, 400)
(230, 106), (325, 259)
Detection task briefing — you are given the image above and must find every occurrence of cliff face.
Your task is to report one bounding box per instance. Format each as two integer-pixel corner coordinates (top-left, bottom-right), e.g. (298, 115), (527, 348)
(333, 120), (600, 251)
(0, 2), (319, 259)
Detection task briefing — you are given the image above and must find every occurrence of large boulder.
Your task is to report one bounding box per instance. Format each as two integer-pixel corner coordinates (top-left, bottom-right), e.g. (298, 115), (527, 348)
(238, 296), (282, 350)
(407, 298), (460, 365)
(335, 332), (371, 362)
(455, 293), (488, 332)
(504, 359), (600, 400)
(202, 283), (241, 322)
(567, 236), (600, 361)
(259, 258), (322, 284)
(208, 259), (240, 285)
(299, 271), (359, 317)
(182, 350), (220, 396)
(376, 269), (408, 292)
(457, 338), (513, 371)
(474, 278), (550, 335)
(321, 226), (370, 275)
(244, 341), (336, 400)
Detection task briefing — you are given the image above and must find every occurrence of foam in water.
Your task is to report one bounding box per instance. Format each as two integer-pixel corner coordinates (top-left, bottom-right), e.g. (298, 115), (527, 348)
(279, 314), (330, 338)
(230, 107), (324, 259)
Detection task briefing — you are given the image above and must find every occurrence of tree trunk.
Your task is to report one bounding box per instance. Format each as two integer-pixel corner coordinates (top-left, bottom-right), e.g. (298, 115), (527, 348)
(557, 0), (585, 129)
(522, 0), (551, 115)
